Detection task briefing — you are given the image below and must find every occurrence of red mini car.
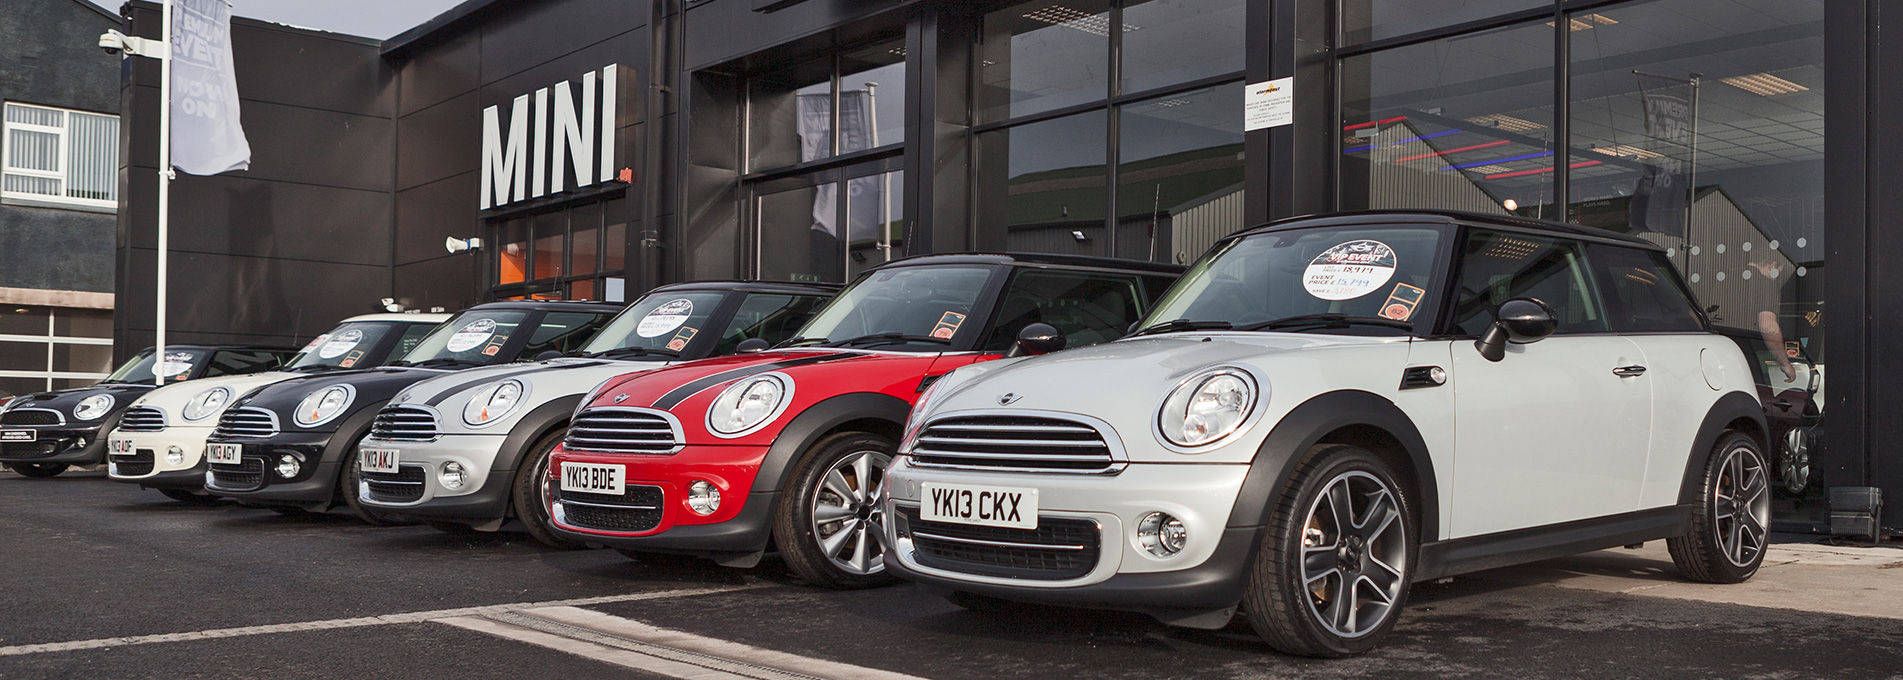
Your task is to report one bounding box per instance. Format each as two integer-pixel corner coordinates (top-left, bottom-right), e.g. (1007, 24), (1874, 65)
(547, 253), (1180, 586)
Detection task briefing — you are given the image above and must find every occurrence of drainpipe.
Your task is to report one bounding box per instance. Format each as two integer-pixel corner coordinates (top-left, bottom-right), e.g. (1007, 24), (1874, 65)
(639, 0), (675, 293)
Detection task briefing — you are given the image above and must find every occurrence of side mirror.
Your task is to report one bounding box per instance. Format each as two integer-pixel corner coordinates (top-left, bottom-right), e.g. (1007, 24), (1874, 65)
(736, 338), (771, 353)
(534, 350), (564, 362)
(1475, 298), (1557, 362)
(1012, 323), (1066, 357)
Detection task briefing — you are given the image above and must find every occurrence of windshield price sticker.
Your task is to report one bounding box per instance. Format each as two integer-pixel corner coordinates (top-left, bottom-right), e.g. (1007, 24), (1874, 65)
(1380, 283), (1427, 322)
(317, 329), (364, 359)
(1304, 240), (1398, 301)
(666, 327), (698, 352)
(340, 350), (365, 368)
(931, 311), (967, 339)
(156, 351), (196, 378)
(445, 318), (498, 352)
(636, 299), (694, 338)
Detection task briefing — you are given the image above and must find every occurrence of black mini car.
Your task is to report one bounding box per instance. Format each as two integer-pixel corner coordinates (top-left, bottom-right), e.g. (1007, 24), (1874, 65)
(0, 345), (296, 478)
(201, 301), (623, 522)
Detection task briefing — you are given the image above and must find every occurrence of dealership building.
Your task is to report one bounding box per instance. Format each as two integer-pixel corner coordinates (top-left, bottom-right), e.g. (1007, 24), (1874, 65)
(107, 0), (1894, 532)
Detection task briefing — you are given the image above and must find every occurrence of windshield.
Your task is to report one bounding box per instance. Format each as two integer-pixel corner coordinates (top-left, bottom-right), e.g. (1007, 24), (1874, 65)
(399, 310), (532, 366)
(789, 265), (994, 350)
(583, 291), (729, 356)
(1141, 225), (1445, 332)
(286, 321), (404, 371)
(103, 348), (209, 384)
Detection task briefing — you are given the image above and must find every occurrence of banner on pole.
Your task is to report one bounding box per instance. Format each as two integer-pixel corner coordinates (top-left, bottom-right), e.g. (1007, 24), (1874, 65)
(170, 0), (251, 175)
(1626, 72), (1696, 238)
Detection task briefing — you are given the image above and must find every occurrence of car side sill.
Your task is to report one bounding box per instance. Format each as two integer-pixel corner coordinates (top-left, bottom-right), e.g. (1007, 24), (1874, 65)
(1415, 505), (1692, 581)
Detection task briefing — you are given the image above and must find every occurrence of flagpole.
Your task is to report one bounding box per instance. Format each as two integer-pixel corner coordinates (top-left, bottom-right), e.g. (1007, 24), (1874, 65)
(155, 0), (172, 385)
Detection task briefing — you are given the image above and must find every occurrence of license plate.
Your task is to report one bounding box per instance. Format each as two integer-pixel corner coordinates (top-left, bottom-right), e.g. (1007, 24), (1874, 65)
(0, 430), (34, 443)
(206, 442), (244, 465)
(109, 439), (133, 454)
(359, 447), (399, 474)
(559, 462), (625, 495)
(919, 482), (1039, 530)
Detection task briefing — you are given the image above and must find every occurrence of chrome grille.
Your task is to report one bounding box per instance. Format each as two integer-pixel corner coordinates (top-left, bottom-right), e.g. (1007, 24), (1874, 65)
(211, 407), (279, 439)
(564, 408), (681, 454)
(371, 405), (439, 442)
(911, 415), (1118, 472)
(557, 484), (665, 532)
(119, 406), (168, 432)
(899, 507), (1100, 581)
(362, 466), (426, 503)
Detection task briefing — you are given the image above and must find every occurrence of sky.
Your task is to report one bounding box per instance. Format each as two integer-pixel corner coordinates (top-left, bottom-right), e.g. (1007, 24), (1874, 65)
(86, 0), (467, 40)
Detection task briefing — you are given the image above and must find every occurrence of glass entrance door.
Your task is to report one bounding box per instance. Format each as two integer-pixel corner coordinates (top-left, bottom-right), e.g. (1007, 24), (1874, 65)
(748, 159), (905, 284)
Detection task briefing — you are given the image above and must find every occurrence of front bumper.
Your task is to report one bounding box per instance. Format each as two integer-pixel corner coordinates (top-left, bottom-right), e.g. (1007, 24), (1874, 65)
(0, 426), (107, 465)
(546, 444), (775, 555)
(107, 426), (214, 486)
(202, 433), (340, 507)
(356, 433), (513, 523)
(880, 458), (1257, 619)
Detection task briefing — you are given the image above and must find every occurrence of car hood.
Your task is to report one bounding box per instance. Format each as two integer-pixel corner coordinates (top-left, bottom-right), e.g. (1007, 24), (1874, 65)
(3, 382), (155, 427)
(389, 357), (677, 435)
(125, 371), (305, 423)
(584, 348), (948, 412)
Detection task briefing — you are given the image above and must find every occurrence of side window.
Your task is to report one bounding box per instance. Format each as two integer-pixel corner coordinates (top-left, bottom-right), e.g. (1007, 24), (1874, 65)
(392, 323), (439, 361)
(1587, 245), (1705, 333)
(1451, 231), (1607, 336)
(522, 312), (613, 356)
(981, 270), (1145, 352)
(203, 350), (281, 377)
(715, 294), (827, 355)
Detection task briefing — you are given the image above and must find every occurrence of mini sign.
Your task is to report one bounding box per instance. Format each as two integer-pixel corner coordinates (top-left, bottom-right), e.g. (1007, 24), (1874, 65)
(481, 64), (626, 210)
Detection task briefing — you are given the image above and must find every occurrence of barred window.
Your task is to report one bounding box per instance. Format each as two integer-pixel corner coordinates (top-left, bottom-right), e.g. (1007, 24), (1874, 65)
(3, 102), (119, 210)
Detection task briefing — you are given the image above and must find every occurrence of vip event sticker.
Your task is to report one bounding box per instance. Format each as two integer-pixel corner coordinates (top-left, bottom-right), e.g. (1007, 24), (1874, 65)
(156, 351), (196, 379)
(637, 299), (694, 338)
(931, 311), (967, 339)
(445, 318), (499, 352)
(1304, 240), (1397, 301)
(1379, 283), (1426, 322)
(317, 329), (364, 359)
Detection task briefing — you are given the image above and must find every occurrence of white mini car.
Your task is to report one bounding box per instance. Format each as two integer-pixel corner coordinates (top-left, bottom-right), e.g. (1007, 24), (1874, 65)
(354, 281), (834, 547)
(882, 211), (1769, 657)
(104, 313), (447, 502)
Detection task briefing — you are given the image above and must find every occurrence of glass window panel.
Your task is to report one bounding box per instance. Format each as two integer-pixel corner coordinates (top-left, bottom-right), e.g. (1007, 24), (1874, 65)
(1451, 231), (1607, 336)
(7, 129), (60, 172)
(0, 306), (47, 335)
(846, 171), (904, 280)
(5, 104), (63, 126)
(1117, 86), (1245, 264)
(1587, 244), (1704, 333)
(0, 341), (47, 372)
(977, 110), (1108, 256)
(523, 311), (613, 356)
(569, 278), (596, 301)
(52, 378), (95, 390)
(840, 39), (906, 152)
(759, 184), (842, 283)
(714, 293), (828, 355)
(51, 343), (113, 375)
(978, 0), (1112, 122)
(749, 58), (834, 170)
(532, 211), (565, 281)
(0, 376), (46, 398)
(603, 221), (627, 273)
(1340, 0), (1549, 46)
(52, 309), (110, 338)
(570, 202), (601, 275)
(1339, 21), (1555, 217)
(496, 218), (528, 285)
(980, 269), (1145, 352)
(1120, 0), (1245, 93)
(66, 112), (117, 202)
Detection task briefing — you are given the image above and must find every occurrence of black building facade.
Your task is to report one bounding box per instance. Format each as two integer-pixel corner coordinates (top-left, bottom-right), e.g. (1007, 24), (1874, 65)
(111, 0), (1896, 532)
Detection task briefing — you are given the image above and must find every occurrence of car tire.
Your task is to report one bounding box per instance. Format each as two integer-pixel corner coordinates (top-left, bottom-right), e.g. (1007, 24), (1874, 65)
(772, 431), (897, 589)
(341, 436), (405, 527)
(511, 428), (582, 550)
(1241, 444), (1415, 658)
(1669, 431), (1770, 584)
(159, 489), (219, 505)
(6, 463), (69, 478)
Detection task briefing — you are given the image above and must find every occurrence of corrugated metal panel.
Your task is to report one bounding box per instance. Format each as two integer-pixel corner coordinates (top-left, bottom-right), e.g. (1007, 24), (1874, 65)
(1170, 189), (1244, 264)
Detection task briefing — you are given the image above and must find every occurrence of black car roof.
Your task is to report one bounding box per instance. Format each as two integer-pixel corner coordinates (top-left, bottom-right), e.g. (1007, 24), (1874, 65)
(649, 280), (842, 295)
(1245, 210), (1660, 249)
(871, 252), (1185, 275)
(462, 300), (628, 313)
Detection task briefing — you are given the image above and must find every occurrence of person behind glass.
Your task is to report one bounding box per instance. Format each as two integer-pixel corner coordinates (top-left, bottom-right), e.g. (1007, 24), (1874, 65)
(1745, 258), (1797, 383)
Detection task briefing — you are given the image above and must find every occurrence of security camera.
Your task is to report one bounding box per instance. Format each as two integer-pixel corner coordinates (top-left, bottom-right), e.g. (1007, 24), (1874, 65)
(98, 30), (162, 58)
(444, 236), (482, 254)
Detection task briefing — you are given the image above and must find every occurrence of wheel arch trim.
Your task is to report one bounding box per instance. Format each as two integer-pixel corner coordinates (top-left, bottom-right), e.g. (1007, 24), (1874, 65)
(1677, 390), (1768, 507)
(1227, 390), (1441, 543)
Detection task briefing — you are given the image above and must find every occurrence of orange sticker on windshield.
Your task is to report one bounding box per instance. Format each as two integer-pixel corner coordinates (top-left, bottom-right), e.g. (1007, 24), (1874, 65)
(1379, 283), (1426, 322)
(931, 311), (967, 339)
(667, 327), (698, 352)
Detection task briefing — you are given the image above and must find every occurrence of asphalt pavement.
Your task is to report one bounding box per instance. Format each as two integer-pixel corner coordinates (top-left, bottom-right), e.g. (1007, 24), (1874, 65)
(3, 468), (1899, 679)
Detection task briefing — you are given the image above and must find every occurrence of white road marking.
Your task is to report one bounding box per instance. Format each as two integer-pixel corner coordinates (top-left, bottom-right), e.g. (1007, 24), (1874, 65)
(0, 584), (764, 657)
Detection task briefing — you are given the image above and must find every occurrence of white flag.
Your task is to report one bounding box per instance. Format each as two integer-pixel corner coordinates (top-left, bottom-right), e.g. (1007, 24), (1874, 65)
(170, 0), (250, 175)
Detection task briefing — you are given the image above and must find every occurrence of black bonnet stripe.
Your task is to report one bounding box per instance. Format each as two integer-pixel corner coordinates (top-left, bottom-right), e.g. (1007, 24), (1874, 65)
(650, 353), (864, 410)
(420, 361), (612, 407)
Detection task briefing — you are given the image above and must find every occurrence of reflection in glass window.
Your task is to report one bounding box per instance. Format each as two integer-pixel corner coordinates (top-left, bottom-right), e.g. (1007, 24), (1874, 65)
(978, 0), (1113, 122)
(1339, 0), (1548, 45)
(716, 294), (828, 355)
(977, 110), (1108, 256)
(1339, 22), (1555, 217)
(1451, 231), (1606, 336)
(840, 40), (906, 153)
(758, 185), (839, 283)
(981, 270), (1145, 351)
(749, 59), (834, 170)
(1143, 226), (1445, 331)
(1120, 0), (1244, 93)
(533, 211), (566, 280)
(1117, 86), (1245, 264)
(497, 219), (529, 285)
(846, 171), (904, 280)
(794, 265), (995, 348)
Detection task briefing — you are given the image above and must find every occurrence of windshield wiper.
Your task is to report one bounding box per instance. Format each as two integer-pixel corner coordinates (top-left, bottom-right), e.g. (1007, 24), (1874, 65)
(398, 357), (485, 369)
(1236, 314), (1414, 332)
(778, 336), (830, 348)
(830, 332), (952, 348)
(288, 364), (339, 373)
(587, 346), (678, 359)
(1129, 319), (1234, 337)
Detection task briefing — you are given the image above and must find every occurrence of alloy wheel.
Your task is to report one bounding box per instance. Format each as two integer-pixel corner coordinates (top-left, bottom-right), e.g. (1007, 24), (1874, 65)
(1779, 429), (1811, 495)
(1715, 444), (1772, 567)
(1299, 470), (1407, 639)
(808, 449), (889, 576)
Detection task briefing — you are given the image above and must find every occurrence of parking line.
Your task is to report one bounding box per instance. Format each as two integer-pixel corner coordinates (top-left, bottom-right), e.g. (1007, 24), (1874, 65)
(0, 584), (765, 657)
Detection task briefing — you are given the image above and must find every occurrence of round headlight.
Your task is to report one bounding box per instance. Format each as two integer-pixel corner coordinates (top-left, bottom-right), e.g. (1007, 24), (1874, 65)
(440, 461), (467, 490)
(73, 394), (115, 421)
(687, 480), (722, 515)
(275, 454), (301, 479)
(294, 385), (355, 428)
(1158, 368), (1257, 448)
(182, 387), (232, 422)
(706, 373), (792, 437)
(463, 380), (526, 427)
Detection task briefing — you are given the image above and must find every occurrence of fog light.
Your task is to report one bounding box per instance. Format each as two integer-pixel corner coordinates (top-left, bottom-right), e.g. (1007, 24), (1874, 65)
(275, 454), (300, 479)
(166, 446), (185, 466)
(204, 470), (215, 485)
(1136, 512), (1187, 558)
(440, 461), (467, 490)
(687, 480), (721, 515)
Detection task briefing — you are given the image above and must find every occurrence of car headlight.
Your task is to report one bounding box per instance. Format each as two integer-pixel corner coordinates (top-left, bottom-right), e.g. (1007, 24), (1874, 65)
(1157, 367), (1258, 448)
(463, 380), (526, 428)
(73, 394), (115, 421)
(294, 385), (355, 428)
(706, 373), (792, 438)
(182, 387), (232, 422)
(901, 369), (966, 451)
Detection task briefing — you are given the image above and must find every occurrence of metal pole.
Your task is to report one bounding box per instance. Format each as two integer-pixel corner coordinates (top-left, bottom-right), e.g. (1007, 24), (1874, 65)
(1685, 73), (1702, 251)
(155, 0), (172, 385)
(867, 82), (891, 262)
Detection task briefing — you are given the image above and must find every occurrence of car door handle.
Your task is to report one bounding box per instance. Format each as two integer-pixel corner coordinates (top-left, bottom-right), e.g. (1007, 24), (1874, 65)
(1612, 365), (1647, 378)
